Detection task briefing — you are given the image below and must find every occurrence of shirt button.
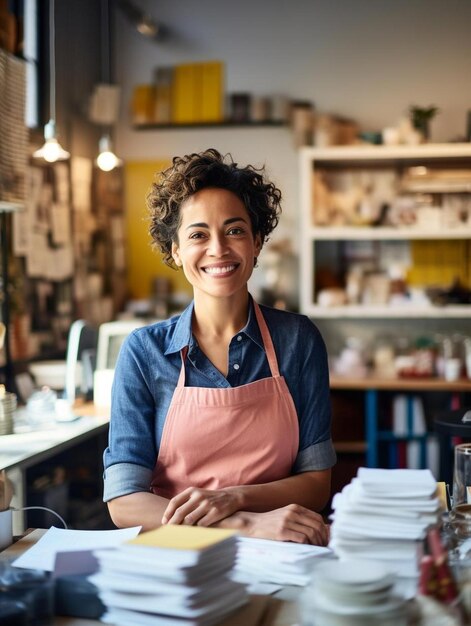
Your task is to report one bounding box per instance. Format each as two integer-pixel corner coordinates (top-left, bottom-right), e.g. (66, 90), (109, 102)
(233, 363), (240, 370)
(237, 335), (242, 342)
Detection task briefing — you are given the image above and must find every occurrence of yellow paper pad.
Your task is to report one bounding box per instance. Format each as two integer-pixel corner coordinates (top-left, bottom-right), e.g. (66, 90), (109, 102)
(128, 525), (236, 551)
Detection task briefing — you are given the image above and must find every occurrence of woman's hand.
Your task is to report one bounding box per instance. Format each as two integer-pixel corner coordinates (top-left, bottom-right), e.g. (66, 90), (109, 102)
(234, 504), (329, 545)
(161, 487), (243, 527)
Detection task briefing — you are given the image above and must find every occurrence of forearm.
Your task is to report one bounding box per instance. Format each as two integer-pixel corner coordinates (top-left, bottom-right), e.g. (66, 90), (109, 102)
(107, 492), (170, 532)
(228, 469), (331, 513)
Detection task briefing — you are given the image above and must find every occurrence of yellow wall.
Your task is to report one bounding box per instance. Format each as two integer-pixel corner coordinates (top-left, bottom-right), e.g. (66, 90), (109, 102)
(124, 160), (192, 299)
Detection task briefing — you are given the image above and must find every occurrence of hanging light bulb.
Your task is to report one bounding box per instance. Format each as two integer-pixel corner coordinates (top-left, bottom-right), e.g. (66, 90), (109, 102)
(33, 119), (70, 162)
(33, 0), (70, 163)
(95, 0), (122, 172)
(96, 134), (122, 172)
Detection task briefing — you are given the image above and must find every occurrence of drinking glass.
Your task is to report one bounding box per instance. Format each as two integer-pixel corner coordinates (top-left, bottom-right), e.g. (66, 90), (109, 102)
(453, 444), (471, 511)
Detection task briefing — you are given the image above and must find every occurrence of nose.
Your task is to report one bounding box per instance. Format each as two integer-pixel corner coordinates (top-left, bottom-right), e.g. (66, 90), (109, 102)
(207, 233), (229, 257)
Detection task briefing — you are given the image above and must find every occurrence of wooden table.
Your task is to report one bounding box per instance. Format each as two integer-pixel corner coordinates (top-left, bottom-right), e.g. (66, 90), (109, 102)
(0, 530), (300, 626)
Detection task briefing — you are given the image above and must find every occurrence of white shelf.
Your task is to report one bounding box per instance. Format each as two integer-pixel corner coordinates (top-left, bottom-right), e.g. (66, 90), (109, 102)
(299, 144), (471, 318)
(309, 227), (471, 240)
(305, 305), (471, 319)
(301, 143), (471, 162)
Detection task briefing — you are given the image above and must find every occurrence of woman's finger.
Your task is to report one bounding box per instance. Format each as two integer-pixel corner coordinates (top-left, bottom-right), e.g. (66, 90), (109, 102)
(161, 488), (194, 524)
(196, 506), (232, 527)
(288, 507), (329, 545)
(166, 496), (211, 525)
(283, 519), (326, 545)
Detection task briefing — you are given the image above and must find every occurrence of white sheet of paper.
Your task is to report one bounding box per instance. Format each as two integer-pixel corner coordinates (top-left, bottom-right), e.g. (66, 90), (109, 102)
(54, 163), (70, 204)
(246, 582), (282, 595)
(47, 245), (74, 281)
(51, 203), (71, 245)
(71, 156), (92, 211)
(26, 232), (49, 278)
(12, 525), (141, 571)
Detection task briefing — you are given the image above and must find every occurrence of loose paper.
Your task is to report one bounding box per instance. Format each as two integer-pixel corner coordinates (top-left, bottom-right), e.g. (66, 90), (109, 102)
(12, 525), (141, 572)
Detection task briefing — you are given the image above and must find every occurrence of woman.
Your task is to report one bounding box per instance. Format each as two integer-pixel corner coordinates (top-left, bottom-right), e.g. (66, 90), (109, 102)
(103, 149), (336, 545)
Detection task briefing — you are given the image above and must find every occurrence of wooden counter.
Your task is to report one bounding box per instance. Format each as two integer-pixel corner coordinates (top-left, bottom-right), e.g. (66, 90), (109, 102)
(330, 375), (471, 392)
(0, 404), (109, 473)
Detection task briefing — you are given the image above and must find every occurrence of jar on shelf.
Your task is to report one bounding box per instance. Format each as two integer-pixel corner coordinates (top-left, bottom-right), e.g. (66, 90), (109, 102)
(333, 337), (368, 378)
(394, 336), (415, 378)
(413, 336), (436, 378)
(465, 337), (471, 380)
(442, 334), (466, 381)
(373, 336), (396, 378)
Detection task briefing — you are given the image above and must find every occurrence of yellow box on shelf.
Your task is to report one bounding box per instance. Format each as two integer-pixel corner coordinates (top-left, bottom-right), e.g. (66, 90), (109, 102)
(131, 84), (155, 125)
(200, 61), (224, 123)
(172, 63), (198, 124)
(171, 61), (224, 124)
(408, 240), (470, 288)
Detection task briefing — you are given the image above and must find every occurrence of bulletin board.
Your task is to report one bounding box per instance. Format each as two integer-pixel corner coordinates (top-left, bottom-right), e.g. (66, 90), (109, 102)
(124, 161), (192, 299)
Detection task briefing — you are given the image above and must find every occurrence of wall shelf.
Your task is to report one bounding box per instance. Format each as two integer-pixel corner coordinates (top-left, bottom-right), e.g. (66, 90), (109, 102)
(309, 227), (471, 241)
(306, 304), (471, 318)
(133, 120), (287, 131)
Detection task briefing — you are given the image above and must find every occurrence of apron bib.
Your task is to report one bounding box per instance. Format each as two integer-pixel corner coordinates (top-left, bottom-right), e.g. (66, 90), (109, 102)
(151, 302), (299, 498)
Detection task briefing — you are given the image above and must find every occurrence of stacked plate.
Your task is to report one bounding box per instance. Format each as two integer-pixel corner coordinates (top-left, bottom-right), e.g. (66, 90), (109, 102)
(299, 559), (408, 626)
(0, 391), (16, 435)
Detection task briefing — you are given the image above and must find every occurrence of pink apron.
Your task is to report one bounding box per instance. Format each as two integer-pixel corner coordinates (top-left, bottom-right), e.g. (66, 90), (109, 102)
(151, 302), (299, 499)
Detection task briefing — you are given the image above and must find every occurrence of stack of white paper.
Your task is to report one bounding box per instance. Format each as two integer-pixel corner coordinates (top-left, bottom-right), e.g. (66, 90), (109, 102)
(330, 467), (441, 584)
(90, 526), (248, 626)
(232, 537), (331, 586)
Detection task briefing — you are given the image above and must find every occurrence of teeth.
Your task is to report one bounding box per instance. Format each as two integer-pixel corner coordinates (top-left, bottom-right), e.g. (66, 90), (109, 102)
(204, 265), (236, 275)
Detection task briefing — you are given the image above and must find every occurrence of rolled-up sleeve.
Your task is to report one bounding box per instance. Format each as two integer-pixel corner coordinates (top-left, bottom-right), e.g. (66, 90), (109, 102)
(291, 316), (336, 472)
(103, 462), (153, 502)
(103, 331), (158, 500)
(293, 440), (336, 473)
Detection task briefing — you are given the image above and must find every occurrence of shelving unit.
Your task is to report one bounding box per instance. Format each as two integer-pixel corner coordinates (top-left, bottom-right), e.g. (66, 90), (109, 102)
(331, 375), (471, 470)
(299, 143), (471, 319)
(300, 144), (471, 476)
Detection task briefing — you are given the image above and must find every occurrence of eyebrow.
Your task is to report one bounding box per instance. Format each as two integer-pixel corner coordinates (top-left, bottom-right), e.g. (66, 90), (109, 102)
(185, 217), (248, 230)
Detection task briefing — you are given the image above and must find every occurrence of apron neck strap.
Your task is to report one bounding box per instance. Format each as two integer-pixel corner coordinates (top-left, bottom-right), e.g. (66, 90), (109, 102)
(177, 301), (280, 386)
(253, 301), (280, 377)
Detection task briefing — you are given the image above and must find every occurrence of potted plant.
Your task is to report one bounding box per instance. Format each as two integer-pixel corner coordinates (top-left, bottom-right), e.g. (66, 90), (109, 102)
(409, 105), (439, 142)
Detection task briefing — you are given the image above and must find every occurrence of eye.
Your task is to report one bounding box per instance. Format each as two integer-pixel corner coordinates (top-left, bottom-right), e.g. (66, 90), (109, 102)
(227, 227), (245, 236)
(189, 231), (206, 240)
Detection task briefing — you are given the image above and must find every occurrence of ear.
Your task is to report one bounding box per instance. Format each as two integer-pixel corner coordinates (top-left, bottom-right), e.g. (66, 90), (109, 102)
(171, 241), (182, 267)
(254, 234), (262, 260)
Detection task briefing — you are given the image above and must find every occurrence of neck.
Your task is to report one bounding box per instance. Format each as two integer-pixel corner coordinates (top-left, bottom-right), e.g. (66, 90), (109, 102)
(192, 289), (250, 338)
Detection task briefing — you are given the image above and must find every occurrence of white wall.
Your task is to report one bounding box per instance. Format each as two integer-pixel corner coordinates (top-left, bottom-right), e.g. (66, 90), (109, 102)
(114, 0), (471, 243)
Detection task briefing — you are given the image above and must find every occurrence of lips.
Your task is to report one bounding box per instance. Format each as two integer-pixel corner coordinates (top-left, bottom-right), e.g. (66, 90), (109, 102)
(202, 263), (239, 276)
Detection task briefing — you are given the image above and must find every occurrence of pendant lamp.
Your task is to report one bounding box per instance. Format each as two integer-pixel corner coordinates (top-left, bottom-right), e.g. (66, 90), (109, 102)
(97, 134), (122, 172)
(33, 0), (70, 162)
(96, 0), (122, 172)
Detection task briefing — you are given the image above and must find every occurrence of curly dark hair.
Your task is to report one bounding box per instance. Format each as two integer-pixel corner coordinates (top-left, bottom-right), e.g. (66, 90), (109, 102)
(147, 148), (282, 268)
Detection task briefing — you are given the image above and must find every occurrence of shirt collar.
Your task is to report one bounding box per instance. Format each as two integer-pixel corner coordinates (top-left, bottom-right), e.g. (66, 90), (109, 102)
(164, 301), (195, 355)
(164, 295), (265, 355)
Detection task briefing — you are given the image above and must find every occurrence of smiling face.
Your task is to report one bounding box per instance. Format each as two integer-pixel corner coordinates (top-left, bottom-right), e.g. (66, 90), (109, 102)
(171, 187), (262, 302)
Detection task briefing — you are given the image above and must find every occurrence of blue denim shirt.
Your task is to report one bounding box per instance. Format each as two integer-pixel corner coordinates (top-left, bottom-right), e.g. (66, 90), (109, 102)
(103, 298), (336, 502)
